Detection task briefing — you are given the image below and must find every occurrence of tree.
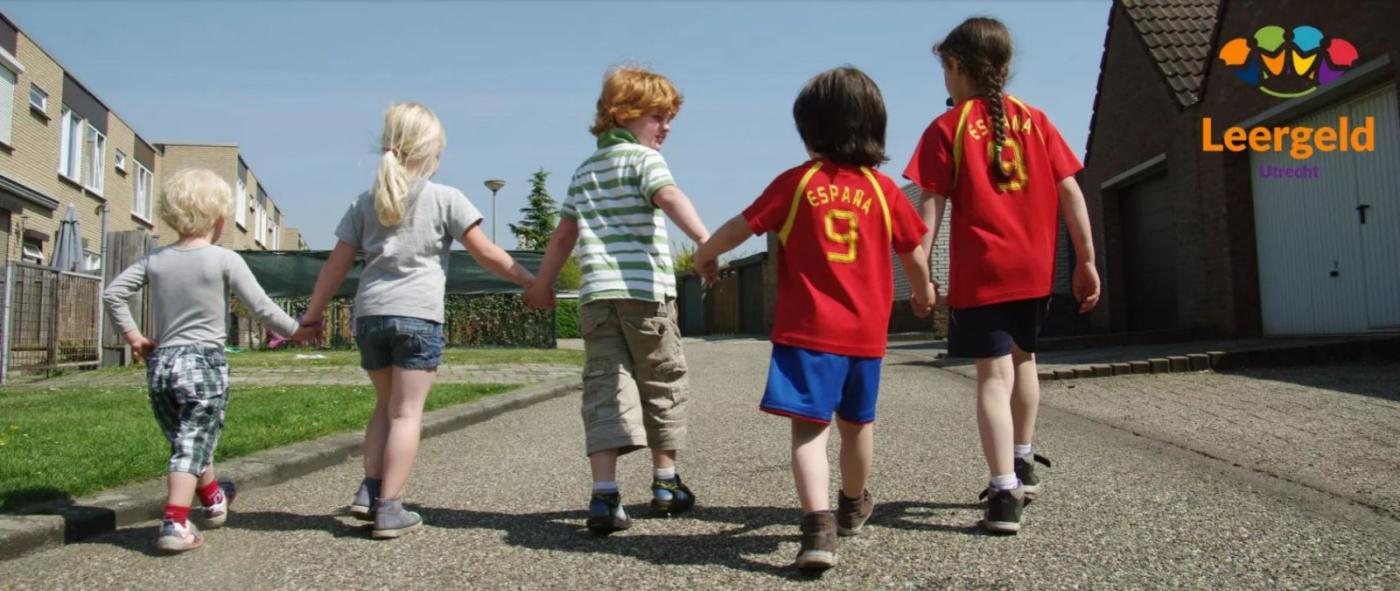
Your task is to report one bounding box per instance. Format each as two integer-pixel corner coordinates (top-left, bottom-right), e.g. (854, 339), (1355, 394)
(509, 169), (556, 251)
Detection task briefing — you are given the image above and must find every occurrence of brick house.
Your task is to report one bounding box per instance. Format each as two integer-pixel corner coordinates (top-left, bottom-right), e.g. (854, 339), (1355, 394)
(1080, 0), (1399, 337)
(0, 11), (162, 270)
(156, 144), (295, 251)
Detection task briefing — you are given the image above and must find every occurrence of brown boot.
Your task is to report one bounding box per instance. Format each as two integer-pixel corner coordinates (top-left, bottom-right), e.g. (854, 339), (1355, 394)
(836, 489), (874, 536)
(795, 511), (838, 571)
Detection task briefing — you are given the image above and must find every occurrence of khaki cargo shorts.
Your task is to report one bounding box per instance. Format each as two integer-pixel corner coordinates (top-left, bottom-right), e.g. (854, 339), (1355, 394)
(579, 298), (689, 456)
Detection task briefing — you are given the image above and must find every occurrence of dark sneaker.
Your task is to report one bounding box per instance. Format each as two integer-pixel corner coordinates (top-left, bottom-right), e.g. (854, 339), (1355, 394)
(978, 487), (1024, 534)
(795, 511), (838, 572)
(199, 480), (237, 529)
(586, 491), (632, 536)
(1014, 454), (1052, 501)
(371, 498), (423, 539)
(836, 489), (874, 536)
(350, 478), (379, 521)
(650, 475), (696, 516)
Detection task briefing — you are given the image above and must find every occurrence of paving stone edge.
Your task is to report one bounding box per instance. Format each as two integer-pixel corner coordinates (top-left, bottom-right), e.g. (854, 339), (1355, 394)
(0, 377), (581, 561)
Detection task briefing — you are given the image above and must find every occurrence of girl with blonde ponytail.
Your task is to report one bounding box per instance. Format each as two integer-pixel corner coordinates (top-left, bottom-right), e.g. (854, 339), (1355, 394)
(904, 16), (1101, 535)
(297, 102), (534, 539)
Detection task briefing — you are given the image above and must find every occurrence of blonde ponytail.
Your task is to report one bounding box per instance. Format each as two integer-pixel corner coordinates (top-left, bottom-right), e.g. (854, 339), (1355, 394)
(372, 102), (446, 226)
(373, 149), (410, 226)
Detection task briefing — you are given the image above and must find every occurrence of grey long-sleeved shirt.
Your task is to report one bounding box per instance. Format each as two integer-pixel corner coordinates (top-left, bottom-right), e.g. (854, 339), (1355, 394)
(103, 244), (298, 348)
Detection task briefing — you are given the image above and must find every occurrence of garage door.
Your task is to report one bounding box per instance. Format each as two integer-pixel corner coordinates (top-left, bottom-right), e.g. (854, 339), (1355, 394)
(1120, 172), (1178, 331)
(1251, 84), (1400, 335)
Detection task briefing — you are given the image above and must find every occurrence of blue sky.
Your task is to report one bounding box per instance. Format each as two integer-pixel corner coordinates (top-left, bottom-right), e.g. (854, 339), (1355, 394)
(5, 0), (1110, 253)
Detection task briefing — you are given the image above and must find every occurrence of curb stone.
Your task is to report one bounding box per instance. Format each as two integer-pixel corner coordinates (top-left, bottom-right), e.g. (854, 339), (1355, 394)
(1027, 337), (1399, 383)
(0, 377), (580, 561)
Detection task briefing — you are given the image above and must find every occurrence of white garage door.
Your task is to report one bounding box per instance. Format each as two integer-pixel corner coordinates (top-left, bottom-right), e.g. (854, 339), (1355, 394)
(1251, 84), (1400, 335)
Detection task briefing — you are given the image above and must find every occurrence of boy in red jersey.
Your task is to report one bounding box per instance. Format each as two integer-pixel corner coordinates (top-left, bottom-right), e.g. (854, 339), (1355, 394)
(696, 66), (935, 572)
(904, 17), (1100, 535)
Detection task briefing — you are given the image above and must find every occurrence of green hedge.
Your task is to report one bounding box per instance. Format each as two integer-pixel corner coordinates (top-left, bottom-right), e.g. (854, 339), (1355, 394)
(266, 293), (555, 348)
(556, 299), (580, 338)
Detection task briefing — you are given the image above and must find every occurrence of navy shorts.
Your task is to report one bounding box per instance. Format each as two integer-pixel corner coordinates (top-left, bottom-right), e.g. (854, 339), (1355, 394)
(355, 316), (445, 371)
(760, 344), (882, 424)
(947, 297), (1050, 359)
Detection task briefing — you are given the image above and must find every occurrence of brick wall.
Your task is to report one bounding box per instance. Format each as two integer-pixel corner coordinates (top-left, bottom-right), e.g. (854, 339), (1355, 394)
(1082, 0), (1400, 338)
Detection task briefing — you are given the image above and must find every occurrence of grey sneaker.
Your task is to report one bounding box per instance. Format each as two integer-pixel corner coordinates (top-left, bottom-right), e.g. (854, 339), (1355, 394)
(371, 498), (423, 539)
(1014, 454), (1052, 501)
(350, 478), (380, 521)
(155, 519), (204, 554)
(978, 486), (1025, 534)
(836, 489), (874, 536)
(795, 511), (838, 572)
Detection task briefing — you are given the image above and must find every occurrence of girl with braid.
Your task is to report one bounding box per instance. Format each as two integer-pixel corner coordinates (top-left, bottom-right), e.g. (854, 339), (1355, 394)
(904, 16), (1100, 534)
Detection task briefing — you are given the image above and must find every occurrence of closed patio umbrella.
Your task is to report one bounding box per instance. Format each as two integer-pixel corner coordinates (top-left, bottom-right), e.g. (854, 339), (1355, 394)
(49, 204), (83, 273)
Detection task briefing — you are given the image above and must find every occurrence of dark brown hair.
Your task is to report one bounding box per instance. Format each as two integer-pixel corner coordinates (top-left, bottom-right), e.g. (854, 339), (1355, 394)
(793, 66), (887, 167)
(935, 17), (1014, 180)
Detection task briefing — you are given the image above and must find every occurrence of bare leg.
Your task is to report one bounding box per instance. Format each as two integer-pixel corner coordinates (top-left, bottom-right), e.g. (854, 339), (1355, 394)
(196, 465), (216, 488)
(363, 368), (393, 479)
(1009, 344), (1040, 448)
(792, 420), (833, 513)
(167, 472), (197, 509)
(651, 448), (676, 472)
(379, 368), (436, 500)
(589, 449), (620, 484)
(976, 355), (1016, 479)
(836, 418), (873, 498)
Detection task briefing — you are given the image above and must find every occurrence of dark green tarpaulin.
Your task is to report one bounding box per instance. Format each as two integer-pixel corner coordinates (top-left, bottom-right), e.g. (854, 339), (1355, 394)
(238, 250), (543, 298)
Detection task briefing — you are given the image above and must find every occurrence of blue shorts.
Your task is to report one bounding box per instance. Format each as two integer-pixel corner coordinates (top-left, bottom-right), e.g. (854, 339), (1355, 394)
(355, 316), (445, 371)
(760, 344), (882, 424)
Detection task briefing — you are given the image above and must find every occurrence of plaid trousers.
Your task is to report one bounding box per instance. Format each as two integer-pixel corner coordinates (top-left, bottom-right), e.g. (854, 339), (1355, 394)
(146, 344), (229, 475)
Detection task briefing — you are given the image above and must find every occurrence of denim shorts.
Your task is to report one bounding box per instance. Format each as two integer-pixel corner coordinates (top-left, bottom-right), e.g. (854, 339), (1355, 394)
(355, 315), (445, 371)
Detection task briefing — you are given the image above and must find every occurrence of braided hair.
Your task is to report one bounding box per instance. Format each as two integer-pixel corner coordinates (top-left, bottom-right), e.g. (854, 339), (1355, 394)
(934, 17), (1014, 181)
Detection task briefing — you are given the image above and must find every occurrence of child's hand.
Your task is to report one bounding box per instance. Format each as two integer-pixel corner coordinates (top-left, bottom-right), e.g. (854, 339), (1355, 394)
(124, 330), (156, 360)
(697, 259), (720, 284)
(911, 282), (937, 318)
(291, 325), (319, 345)
(524, 280), (556, 310)
(1073, 261), (1101, 313)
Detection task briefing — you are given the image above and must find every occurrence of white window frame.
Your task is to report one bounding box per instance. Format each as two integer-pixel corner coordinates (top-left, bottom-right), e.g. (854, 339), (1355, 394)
(29, 83), (47, 113)
(235, 179), (247, 228)
(113, 149), (127, 172)
(254, 203), (265, 246)
(83, 123), (106, 194)
(83, 250), (101, 273)
(58, 107), (83, 181)
(133, 162), (154, 222)
(21, 237), (44, 264)
(272, 222), (280, 250)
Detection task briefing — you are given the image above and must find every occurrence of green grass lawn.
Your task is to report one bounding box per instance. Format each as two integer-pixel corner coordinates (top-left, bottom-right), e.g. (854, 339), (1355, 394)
(0, 382), (514, 512)
(86, 347), (584, 374)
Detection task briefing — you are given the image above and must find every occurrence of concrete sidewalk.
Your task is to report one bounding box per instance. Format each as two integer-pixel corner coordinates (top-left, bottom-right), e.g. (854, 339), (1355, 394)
(4, 339), (1397, 588)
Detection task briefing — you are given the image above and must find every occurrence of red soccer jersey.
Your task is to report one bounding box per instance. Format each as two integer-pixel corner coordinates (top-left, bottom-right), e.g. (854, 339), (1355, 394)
(904, 96), (1083, 309)
(744, 160), (927, 358)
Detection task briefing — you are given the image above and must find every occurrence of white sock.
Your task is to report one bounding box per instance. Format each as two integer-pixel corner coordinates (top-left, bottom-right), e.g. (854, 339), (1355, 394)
(592, 480), (618, 493)
(654, 467), (676, 480)
(990, 473), (1020, 491)
(1014, 444), (1034, 460)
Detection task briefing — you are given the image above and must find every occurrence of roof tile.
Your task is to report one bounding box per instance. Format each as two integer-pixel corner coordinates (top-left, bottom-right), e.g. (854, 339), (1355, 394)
(1118, 0), (1222, 106)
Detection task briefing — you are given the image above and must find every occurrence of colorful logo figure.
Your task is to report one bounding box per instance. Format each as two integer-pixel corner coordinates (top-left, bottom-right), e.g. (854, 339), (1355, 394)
(1218, 26), (1358, 98)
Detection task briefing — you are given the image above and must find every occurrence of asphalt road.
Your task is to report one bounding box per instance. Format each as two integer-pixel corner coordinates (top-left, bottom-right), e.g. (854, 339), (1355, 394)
(4, 339), (1397, 589)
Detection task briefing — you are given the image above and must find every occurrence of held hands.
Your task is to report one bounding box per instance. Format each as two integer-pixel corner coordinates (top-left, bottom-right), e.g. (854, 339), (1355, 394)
(123, 330), (156, 361)
(911, 281), (938, 318)
(1073, 261), (1101, 314)
(693, 244), (720, 285)
(524, 278), (557, 310)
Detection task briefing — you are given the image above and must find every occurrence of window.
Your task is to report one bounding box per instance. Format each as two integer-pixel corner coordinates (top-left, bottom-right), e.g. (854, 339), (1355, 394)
(272, 222), (280, 249)
(254, 203), (265, 245)
(29, 83), (47, 113)
(59, 107), (83, 180)
(83, 250), (101, 273)
(114, 149), (127, 172)
(83, 124), (105, 193)
(21, 237), (43, 264)
(0, 67), (15, 145)
(133, 162), (153, 221)
(235, 179), (247, 228)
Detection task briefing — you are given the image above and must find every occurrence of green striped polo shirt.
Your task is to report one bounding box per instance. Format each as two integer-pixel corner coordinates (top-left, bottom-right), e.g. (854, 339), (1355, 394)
(560, 128), (676, 304)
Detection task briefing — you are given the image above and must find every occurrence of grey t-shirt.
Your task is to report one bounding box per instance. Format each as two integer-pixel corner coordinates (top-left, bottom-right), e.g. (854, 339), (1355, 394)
(103, 244), (299, 348)
(334, 179), (484, 323)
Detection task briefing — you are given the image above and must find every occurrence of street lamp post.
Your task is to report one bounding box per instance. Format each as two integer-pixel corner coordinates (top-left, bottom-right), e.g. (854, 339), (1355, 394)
(484, 179), (505, 242)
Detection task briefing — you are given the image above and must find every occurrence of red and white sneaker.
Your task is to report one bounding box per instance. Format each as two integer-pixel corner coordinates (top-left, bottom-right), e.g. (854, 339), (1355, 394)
(155, 519), (204, 554)
(200, 481), (237, 529)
